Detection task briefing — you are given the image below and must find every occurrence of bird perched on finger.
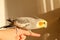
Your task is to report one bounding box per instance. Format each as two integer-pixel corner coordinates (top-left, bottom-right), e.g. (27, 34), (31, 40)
(14, 17), (47, 30)
(0, 17), (47, 30)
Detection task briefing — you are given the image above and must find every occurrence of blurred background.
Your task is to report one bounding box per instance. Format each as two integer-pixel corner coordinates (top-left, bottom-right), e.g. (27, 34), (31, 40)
(0, 0), (60, 40)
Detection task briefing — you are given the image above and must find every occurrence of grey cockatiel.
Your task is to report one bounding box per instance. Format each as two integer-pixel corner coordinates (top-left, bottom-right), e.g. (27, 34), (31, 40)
(0, 17), (47, 30)
(15, 17), (47, 30)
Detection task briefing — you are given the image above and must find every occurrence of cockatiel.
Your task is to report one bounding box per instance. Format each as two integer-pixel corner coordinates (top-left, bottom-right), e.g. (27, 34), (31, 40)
(0, 17), (47, 30)
(15, 17), (47, 30)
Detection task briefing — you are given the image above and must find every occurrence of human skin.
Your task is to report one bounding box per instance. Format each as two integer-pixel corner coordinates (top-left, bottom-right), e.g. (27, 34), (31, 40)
(0, 28), (40, 40)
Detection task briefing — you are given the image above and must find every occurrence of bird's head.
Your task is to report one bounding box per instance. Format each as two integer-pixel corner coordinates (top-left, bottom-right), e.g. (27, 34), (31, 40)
(36, 19), (47, 29)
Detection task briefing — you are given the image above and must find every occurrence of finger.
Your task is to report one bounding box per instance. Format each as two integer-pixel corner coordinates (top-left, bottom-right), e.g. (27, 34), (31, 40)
(29, 32), (40, 37)
(19, 34), (26, 40)
(22, 30), (40, 37)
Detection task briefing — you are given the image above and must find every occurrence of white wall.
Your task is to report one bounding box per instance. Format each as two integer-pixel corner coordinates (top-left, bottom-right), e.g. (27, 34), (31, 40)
(0, 0), (6, 27)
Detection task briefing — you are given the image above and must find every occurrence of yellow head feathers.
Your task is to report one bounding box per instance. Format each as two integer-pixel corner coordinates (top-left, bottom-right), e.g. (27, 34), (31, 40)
(36, 19), (47, 28)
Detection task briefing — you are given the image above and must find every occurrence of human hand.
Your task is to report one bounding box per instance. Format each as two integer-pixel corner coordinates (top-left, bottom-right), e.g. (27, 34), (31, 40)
(0, 28), (40, 40)
(16, 28), (40, 40)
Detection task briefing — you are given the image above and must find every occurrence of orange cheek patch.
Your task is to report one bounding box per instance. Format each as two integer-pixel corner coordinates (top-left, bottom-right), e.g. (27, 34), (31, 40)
(39, 22), (44, 26)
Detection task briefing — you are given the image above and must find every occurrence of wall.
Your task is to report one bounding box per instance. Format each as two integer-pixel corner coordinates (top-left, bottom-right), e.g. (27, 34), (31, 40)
(5, 0), (38, 19)
(5, 0), (60, 18)
(0, 0), (6, 27)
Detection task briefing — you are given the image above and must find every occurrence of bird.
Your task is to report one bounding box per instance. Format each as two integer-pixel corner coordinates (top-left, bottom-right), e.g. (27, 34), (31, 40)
(0, 17), (47, 30)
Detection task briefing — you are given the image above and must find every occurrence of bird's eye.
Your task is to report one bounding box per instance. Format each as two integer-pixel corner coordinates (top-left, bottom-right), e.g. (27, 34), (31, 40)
(44, 22), (45, 24)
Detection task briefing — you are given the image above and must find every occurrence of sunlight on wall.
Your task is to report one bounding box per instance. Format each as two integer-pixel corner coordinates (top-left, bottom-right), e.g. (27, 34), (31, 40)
(37, 0), (60, 14)
(0, 0), (6, 27)
(50, 0), (54, 10)
(43, 0), (47, 13)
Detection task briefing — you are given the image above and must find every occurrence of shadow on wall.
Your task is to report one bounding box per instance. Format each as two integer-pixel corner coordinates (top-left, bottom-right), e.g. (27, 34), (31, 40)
(26, 8), (60, 40)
